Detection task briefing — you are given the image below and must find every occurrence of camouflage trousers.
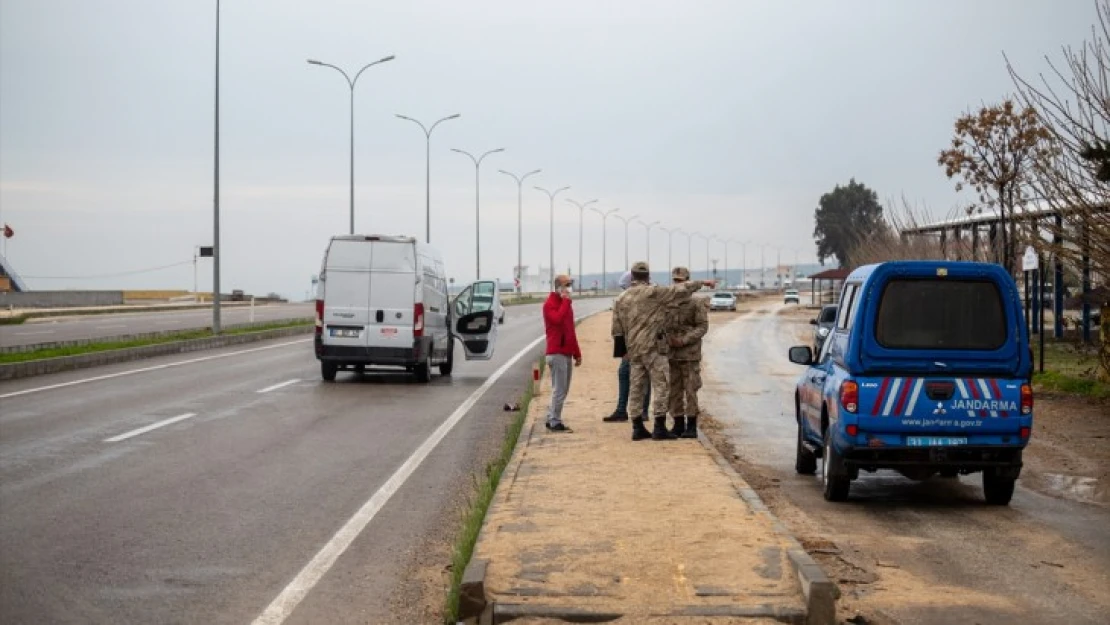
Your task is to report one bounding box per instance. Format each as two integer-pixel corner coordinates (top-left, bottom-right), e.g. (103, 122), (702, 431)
(629, 351), (670, 418)
(668, 360), (702, 418)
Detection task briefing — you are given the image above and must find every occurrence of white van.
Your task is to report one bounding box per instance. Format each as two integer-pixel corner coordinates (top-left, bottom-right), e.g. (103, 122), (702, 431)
(314, 235), (498, 382)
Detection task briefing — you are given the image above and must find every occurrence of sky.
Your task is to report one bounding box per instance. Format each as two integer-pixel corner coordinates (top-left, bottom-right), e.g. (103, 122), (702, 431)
(0, 0), (1098, 299)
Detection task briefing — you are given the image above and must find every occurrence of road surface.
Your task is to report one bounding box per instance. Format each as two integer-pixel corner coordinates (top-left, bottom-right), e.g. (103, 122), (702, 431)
(703, 302), (1110, 624)
(1, 303), (315, 347)
(0, 298), (612, 624)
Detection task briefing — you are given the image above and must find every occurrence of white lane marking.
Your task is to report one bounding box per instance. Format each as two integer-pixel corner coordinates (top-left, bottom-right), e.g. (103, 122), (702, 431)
(13, 330), (55, 336)
(257, 378), (301, 394)
(882, 378), (902, 416)
(904, 378), (923, 415)
(95, 324), (127, 330)
(104, 413), (197, 443)
(251, 324), (565, 625)
(0, 339), (312, 400)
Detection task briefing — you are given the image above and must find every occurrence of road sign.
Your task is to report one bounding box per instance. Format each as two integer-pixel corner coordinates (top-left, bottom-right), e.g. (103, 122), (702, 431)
(1022, 246), (1038, 271)
(199, 246), (214, 258)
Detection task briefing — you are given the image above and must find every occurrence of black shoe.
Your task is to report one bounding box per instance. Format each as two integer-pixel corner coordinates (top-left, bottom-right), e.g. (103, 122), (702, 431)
(603, 410), (630, 422)
(652, 416), (677, 440)
(631, 417), (652, 441)
(680, 416), (698, 439)
(669, 416), (686, 437)
(546, 422), (573, 433)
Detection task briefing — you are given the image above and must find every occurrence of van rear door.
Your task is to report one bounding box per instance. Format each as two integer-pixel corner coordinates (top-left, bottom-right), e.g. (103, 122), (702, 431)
(366, 240), (418, 350)
(322, 239), (372, 347)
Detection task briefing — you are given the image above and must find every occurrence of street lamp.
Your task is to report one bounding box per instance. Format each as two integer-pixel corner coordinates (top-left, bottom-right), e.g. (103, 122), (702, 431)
(307, 54), (395, 235)
(660, 226), (679, 272)
(694, 232), (710, 280)
(636, 219), (660, 272)
(567, 198), (598, 290)
(591, 207), (619, 293)
(613, 213), (639, 272)
(499, 168), (542, 295)
(716, 237), (731, 288)
(396, 113), (460, 243)
(684, 230), (696, 270)
(452, 147), (505, 280)
(535, 185), (571, 290)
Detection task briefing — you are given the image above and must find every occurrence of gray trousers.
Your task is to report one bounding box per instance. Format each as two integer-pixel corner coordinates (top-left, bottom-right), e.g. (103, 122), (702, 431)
(545, 354), (573, 426)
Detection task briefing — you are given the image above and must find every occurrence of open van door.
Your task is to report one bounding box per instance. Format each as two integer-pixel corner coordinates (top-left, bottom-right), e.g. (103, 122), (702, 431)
(452, 281), (499, 360)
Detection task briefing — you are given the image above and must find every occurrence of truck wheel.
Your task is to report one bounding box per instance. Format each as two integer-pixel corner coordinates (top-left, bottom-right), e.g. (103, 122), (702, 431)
(439, 339), (455, 376)
(795, 420), (817, 475)
(939, 468), (959, 479)
(982, 470), (1016, 505)
(321, 362), (337, 382)
(822, 431), (851, 502)
(415, 353), (432, 383)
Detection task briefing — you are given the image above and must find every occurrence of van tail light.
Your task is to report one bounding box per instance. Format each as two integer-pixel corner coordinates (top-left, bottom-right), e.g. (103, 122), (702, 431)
(315, 299), (324, 335)
(840, 381), (859, 414)
(414, 303), (425, 338)
(1020, 384), (1033, 415)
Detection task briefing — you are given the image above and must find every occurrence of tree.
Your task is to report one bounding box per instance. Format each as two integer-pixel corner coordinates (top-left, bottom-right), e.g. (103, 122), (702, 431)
(937, 100), (1053, 274)
(812, 179), (887, 267)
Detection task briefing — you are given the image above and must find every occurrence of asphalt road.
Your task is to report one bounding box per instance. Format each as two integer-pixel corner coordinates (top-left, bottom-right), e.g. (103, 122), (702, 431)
(1, 303), (316, 347)
(703, 302), (1110, 624)
(0, 297), (612, 624)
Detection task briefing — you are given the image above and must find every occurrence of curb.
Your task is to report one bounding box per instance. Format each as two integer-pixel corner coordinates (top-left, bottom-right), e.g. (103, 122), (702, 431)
(11, 301), (264, 322)
(0, 325), (313, 381)
(698, 430), (840, 625)
(0, 319), (314, 354)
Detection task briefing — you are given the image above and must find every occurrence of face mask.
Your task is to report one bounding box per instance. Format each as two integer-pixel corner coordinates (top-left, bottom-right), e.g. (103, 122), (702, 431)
(564, 286), (573, 294)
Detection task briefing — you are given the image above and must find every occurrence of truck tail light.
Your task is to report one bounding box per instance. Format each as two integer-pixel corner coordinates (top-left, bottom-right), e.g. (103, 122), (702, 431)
(414, 303), (425, 338)
(1020, 426), (1031, 439)
(1020, 383), (1033, 415)
(840, 381), (859, 414)
(315, 299), (324, 336)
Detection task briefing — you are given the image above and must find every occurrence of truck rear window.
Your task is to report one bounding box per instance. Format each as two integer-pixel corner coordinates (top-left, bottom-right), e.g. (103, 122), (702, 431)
(875, 279), (1006, 350)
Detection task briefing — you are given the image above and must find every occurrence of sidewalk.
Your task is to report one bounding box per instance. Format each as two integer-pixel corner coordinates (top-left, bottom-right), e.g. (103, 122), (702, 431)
(460, 312), (836, 625)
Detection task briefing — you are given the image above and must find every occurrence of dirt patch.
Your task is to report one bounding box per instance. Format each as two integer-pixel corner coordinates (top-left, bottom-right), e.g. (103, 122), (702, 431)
(1020, 394), (1110, 505)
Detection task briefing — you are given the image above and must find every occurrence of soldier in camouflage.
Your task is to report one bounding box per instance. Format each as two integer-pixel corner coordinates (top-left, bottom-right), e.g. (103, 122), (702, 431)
(611, 261), (715, 441)
(665, 266), (709, 439)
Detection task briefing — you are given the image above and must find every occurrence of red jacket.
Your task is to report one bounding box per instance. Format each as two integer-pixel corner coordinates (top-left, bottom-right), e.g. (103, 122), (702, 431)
(543, 292), (581, 358)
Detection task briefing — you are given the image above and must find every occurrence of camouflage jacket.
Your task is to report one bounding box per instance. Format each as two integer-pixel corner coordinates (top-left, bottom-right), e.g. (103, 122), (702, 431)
(611, 280), (707, 359)
(666, 295), (709, 361)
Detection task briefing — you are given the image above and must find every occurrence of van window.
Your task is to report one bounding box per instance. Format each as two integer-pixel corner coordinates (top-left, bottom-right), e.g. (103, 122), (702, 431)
(875, 279), (1006, 350)
(370, 242), (416, 272)
(471, 282), (496, 312)
(326, 240), (372, 270)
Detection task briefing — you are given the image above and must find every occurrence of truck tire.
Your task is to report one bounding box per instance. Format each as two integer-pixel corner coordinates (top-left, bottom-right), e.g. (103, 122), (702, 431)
(982, 470), (1016, 505)
(439, 339), (455, 376)
(321, 361), (337, 382)
(795, 420), (817, 475)
(822, 431), (851, 502)
(415, 353), (432, 383)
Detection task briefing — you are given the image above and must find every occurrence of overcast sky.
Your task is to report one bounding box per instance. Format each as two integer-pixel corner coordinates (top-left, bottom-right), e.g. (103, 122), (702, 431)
(0, 0), (1097, 298)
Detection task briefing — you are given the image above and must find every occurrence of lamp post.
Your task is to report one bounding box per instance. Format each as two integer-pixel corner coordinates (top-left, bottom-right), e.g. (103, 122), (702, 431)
(396, 113), (460, 243)
(452, 147), (504, 280)
(660, 226), (679, 273)
(591, 207), (619, 293)
(499, 168), (542, 295)
(307, 54), (395, 235)
(693, 232), (709, 280)
(636, 219), (660, 272)
(535, 185), (571, 290)
(613, 213), (638, 272)
(716, 237), (731, 288)
(567, 198), (598, 290)
(683, 230), (696, 270)
(760, 244), (767, 288)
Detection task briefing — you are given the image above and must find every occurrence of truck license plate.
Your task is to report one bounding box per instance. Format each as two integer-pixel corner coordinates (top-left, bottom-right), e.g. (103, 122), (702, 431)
(907, 437), (967, 447)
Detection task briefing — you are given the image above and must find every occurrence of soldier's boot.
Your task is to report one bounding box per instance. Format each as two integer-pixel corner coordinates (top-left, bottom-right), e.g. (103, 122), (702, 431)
(680, 416), (698, 439)
(631, 417), (653, 441)
(603, 409), (630, 422)
(652, 416), (677, 441)
(669, 416), (686, 437)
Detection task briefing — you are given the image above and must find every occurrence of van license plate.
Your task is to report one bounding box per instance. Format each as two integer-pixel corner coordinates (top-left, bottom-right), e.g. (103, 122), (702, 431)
(907, 437), (967, 447)
(330, 328), (359, 338)
(380, 328), (397, 336)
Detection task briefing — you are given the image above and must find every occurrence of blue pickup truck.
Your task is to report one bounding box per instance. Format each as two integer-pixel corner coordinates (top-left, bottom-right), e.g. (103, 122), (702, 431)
(788, 261), (1034, 505)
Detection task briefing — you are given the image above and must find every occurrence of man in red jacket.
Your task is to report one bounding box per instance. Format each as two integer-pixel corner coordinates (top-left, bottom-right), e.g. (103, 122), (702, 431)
(543, 274), (582, 432)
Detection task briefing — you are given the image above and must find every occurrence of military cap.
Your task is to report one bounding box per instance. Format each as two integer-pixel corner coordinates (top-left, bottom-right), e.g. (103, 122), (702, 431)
(631, 261), (650, 274)
(671, 266), (690, 280)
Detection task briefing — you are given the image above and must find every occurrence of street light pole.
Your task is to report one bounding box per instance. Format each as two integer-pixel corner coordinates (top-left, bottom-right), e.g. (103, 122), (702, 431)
(684, 230), (695, 271)
(535, 185), (571, 290)
(567, 198), (598, 290)
(694, 233), (709, 280)
(637, 219), (660, 272)
(613, 213), (638, 272)
(591, 207), (619, 293)
(760, 244), (766, 288)
(396, 113), (461, 243)
(307, 54), (395, 235)
(498, 168), (542, 295)
(213, 0), (221, 333)
(660, 227), (678, 272)
(452, 147), (505, 280)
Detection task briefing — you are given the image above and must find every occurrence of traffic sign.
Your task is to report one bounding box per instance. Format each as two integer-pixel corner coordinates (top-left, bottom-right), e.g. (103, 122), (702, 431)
(1022, 246), (1038, 271)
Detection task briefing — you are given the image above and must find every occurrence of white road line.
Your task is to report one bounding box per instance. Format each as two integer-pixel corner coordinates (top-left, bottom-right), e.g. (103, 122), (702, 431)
(13, 330), (55, 336)
(0, 339), (312, 400)
(95, 324), (127, 330)
(104, 413), (197, 443)
(257, 378), (301, 394)
(251, 330), (556, 625)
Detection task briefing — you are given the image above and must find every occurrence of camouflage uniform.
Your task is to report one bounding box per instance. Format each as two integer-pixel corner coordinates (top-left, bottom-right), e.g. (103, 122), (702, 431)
(611, 261), (708, 440)
(666, 266), (709, 438)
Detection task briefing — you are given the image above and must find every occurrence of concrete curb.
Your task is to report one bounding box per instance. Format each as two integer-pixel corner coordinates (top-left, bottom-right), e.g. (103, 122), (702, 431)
(0, 325), (313, 381)
(10, 301), (263, 322)
(0, 319), (314, 354)
(698, 430), (840, 625)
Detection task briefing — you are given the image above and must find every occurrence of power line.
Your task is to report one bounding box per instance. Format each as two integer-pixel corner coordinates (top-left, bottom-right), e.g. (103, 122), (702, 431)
(24, 260), (193, 280)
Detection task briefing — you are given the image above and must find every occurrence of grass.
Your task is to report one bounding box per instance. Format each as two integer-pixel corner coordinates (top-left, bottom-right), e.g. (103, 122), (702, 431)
(443, 356), (546, 623)
(0, 318), (312, 364)
(1033, 339), (1110, 400)
(0, 315), (27, 325)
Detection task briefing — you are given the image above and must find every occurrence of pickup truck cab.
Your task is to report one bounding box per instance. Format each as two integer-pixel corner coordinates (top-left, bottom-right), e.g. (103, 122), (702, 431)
(787, 261), (1033, 505)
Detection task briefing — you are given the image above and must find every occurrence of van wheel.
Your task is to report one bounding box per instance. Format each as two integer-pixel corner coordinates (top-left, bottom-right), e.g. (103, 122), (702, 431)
(439, 340), (455, 376)
(415, 354), (432, 383)
(822, 431), (851, 502)
(795, 420), (817, 475)
(982, 470), (1016, 505)
(321, 362), (337, 382)
(499, 315), (505, 325)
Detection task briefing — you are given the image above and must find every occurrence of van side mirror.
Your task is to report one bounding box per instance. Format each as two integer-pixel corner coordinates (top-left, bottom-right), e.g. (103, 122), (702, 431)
(788, 346), (814, 366)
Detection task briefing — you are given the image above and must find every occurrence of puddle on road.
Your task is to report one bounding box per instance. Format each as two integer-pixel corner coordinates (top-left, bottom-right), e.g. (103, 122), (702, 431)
(1023, 472), (1108, 506)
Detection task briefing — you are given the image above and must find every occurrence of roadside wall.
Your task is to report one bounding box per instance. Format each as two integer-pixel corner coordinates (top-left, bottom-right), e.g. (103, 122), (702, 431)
(0, 291), (125, 308)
